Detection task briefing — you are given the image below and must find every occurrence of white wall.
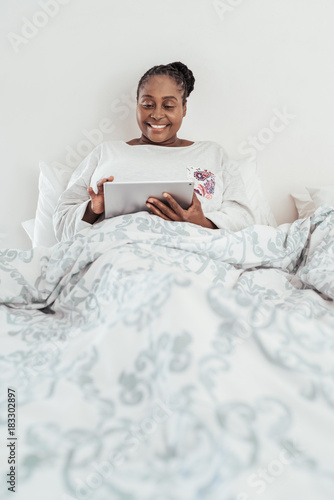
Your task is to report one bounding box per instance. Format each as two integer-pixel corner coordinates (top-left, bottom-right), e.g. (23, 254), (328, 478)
(1, 0), (334, 248)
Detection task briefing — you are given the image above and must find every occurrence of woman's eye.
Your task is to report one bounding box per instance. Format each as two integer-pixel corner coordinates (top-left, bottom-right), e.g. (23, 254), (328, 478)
(165, 106), (175, 109)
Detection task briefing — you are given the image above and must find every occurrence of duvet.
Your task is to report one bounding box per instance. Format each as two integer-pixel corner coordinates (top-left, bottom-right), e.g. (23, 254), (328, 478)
(1, 206), (334, 500)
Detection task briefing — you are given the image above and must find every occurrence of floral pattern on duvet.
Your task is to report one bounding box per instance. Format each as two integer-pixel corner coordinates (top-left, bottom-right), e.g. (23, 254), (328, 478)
(1, 206), (334, 500)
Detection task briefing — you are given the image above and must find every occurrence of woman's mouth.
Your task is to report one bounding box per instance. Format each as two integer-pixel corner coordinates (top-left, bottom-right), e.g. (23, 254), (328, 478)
(147, 123), (170, 131)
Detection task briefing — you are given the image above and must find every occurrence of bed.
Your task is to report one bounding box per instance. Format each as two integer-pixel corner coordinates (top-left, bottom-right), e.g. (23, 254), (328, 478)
(1, 159), (334, 500)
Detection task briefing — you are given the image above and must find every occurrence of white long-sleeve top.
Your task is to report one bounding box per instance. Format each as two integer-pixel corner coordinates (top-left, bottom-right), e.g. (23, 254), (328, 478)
(53, 140), (259, 242)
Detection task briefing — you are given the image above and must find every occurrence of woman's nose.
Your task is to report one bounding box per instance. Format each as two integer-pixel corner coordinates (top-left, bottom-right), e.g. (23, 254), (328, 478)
(150, 107), (165, 119)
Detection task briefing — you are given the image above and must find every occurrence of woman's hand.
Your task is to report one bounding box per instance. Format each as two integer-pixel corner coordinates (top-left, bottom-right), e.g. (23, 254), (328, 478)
(89, 176), (114, 214)
(146, 192), (218, 229)
(83, 176), (114, 224)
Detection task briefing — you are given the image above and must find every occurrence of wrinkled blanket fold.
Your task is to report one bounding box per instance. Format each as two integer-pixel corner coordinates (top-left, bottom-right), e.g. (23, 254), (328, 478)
(0, 206), (334, 500)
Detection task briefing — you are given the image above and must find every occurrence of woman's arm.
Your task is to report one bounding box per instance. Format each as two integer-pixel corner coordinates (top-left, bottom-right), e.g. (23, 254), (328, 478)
(202, 149), (257, 231)
(53, 146), (102, 242)
(82, 200), (100, 224)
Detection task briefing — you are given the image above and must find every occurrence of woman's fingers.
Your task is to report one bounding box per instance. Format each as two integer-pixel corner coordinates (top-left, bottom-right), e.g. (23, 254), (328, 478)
(147, 196), (178, 220)
(88, 186), (99, 199)
(96, 176), (113, 195)
(161, 193), (185, 217)
(190, 192), (200, 206)
(147, 193), (185, 218)
(146, 191), (209, 227)
(96, 179), (105, 195)
(149, 208), (171, 221)
(147, 202), (172, 221)
(147, 201), (171, 219)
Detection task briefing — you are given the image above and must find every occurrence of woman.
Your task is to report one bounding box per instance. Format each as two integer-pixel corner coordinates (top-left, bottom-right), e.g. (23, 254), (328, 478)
(54, 62), (256, 242)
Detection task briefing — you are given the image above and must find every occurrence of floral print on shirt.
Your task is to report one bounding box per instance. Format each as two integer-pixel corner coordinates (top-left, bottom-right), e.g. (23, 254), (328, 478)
(187, 166), (215, 199)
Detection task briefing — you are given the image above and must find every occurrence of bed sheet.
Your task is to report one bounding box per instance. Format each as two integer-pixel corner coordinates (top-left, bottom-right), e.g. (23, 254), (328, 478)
(1, 206), (334, 500)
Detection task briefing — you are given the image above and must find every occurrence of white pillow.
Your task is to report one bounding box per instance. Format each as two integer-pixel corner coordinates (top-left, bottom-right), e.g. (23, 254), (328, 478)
(32, 161), (72, 247)
(290, 191), (315, 218)
(21, 218), (35, 242)
(291, 186), (334, 219)
(307, 186), (334, 209)
(226, 156), (277, 226)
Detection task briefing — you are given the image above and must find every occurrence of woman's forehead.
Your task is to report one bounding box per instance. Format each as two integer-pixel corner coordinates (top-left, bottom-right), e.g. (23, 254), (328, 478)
(139, 75), (182, 97)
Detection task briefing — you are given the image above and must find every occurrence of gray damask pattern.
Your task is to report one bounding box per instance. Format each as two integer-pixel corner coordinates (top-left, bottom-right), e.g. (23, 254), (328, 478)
(1, 206), (334, 500)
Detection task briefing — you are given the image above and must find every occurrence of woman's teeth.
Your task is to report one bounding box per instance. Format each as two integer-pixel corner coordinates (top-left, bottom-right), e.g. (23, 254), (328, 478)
(149, 124), (168, 129)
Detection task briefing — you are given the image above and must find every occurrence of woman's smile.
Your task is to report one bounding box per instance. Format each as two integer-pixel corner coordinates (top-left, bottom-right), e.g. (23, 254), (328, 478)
(146, 123), (170, 131)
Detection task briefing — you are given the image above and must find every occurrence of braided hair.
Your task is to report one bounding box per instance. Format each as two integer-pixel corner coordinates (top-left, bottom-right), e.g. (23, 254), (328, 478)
(136, 61), (195, 106)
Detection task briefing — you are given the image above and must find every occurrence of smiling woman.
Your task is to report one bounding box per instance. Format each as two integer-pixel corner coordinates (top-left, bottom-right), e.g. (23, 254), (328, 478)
(53, 61), (263, 242)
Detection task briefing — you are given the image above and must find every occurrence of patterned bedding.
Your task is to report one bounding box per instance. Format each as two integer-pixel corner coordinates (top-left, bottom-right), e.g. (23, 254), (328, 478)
(1, 206), (334, 500)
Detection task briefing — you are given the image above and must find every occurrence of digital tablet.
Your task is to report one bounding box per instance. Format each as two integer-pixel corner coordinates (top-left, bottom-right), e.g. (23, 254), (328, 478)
(103, 180), (194, 218)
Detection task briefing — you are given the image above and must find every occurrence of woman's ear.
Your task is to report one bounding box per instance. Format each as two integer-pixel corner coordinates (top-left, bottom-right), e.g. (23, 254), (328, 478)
(183, 101), (187, 117)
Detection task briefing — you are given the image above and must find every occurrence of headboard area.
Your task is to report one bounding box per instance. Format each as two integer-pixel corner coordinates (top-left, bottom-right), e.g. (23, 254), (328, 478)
(1, 0), (334, 248)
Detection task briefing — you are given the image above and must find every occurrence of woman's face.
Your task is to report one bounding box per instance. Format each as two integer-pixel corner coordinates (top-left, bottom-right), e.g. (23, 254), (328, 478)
(136, 75), (187, 146)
